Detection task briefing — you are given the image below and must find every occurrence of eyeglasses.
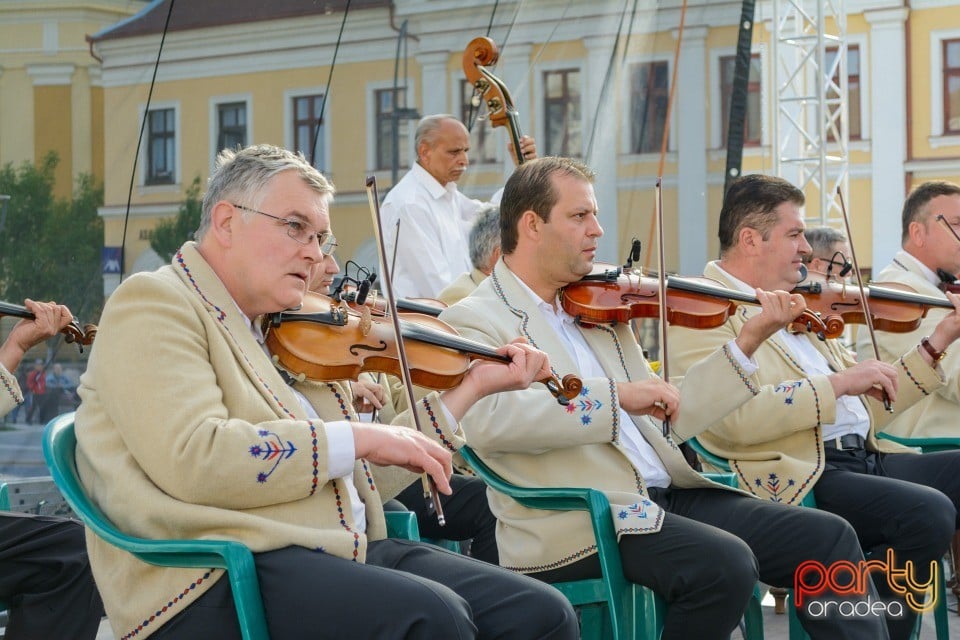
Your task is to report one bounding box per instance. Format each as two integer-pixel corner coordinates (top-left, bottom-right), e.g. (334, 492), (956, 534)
(232, 203), (338, 255)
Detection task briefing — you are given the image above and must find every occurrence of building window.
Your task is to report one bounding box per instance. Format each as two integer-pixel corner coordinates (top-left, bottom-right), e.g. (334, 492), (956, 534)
(543, 69), (582, 157)
(629, 61), (669, 154)
(217, 102), (247, 152)
(720, 54), (762, 147)
(146, 108), (175, 185)
(944, 40), (960, 134)
(293, 94), (326, 170)
(375, 88), (413, 172)
(825, 46), (861, 141)
(461, 80), (498, 164)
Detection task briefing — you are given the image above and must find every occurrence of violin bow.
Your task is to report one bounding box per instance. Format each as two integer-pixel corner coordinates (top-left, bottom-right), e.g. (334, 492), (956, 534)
(365, 176), (446, 526)
(655, 177), (672, 436)
(837, 187), (893, 412)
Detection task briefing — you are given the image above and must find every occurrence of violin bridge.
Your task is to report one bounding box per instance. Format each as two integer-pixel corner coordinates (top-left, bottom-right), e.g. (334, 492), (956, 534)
(359, 306), (372, 336)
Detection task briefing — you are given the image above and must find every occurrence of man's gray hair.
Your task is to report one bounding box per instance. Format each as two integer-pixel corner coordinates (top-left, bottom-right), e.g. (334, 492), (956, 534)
(196, 144), (335, 239)
(802, 227), (847, 264)
(415, 114), (460, 154)
(469, 205), (501, 270)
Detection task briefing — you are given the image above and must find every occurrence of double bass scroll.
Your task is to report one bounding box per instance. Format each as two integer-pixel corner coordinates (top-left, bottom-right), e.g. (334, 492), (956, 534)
(462, 36), (525, 166)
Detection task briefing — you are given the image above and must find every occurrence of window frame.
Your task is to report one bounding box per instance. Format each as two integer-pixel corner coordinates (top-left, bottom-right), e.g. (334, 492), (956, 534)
(138, 101), (180, 190)
(626, 59), (671, 156)
(365, 79), (417, 176)
(534, 62), (584, 159)
(284, 87), (331, 173)
(209, 94), (253, 172)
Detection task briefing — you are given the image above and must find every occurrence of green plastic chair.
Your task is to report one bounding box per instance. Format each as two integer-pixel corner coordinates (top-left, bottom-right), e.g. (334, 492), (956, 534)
(687, 435), (949, 640)
(42, 413), (270, 639)
(41, 413), (426, 640)
(459, 445), (764, 640)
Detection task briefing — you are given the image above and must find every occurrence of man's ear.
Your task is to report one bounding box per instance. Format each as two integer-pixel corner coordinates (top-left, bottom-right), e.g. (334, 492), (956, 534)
(738, 226), (762, 256)
(908, 219), (927, 247)
(208, 201), (238, 246)
(518, 210), (542, 242)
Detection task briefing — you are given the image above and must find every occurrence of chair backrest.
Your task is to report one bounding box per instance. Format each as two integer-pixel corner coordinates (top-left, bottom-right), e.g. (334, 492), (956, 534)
(41, 413), (119, 544)
(0, 476), (75, 517)
(685, 436), (732, 472)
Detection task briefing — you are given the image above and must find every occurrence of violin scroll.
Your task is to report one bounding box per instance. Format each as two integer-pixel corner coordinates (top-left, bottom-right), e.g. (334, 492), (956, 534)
(0, 300), (97, 352)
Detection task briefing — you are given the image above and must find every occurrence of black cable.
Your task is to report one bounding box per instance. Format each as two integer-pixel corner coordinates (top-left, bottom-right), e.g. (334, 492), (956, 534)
(310, 0), (352, 168)
(120, 0), (176, 283)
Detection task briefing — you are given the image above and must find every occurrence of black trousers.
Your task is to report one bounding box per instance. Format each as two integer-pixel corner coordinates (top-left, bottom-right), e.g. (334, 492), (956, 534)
(0, 512), (104, 640)
(530, 487), (886, 640)
(814, 448), (960, 640)
(149, 538), (578, 640)
(396, 474), (498, 564)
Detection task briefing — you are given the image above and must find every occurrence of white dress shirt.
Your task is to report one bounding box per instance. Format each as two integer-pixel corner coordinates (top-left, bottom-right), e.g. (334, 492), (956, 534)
(382, 163), (484, 299)
(508, 269), (757, 488)
(713, 262), (870, 442)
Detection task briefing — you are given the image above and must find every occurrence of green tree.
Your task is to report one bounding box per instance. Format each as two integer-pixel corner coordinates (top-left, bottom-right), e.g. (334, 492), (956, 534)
(150, 175), (202, 261)
(0, 152), (104, 324)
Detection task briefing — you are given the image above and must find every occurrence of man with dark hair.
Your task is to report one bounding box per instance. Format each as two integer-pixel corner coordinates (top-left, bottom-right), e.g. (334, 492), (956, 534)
(856, 180), (960, 438)
(442, 156), (889, 640)
(670, 173), (960, 640)
(382, 114), (535, 299)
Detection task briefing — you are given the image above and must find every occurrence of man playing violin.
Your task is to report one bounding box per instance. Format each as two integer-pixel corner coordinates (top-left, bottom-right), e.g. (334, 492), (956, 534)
(382, 114), (536, 299)
(0, 299), (105, 640)
(857, 181), (960, 438)
(74, 144), (577, 640)
(441, 156), (886, 640)
(306, 246), (501, 565)
(670, 173), (960, 640)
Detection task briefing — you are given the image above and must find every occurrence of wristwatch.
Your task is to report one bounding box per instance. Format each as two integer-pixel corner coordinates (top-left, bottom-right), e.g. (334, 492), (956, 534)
(920, 337), (947, 362)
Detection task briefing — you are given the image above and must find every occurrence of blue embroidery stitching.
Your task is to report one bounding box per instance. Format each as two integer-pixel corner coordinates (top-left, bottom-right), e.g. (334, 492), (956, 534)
(248, 429), (298, 483)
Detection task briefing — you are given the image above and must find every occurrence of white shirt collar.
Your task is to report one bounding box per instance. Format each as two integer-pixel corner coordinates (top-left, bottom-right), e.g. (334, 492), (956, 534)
(711, 261), (756, 295)
(894, 250), (940, 287)
(503, 265), (576, 325)
(411, 162), (459, 200)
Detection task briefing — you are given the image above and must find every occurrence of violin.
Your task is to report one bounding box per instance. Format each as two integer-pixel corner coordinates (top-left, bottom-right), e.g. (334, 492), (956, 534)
(794, 279), (958, 334)
(560, 265), (840, 339)
(264, 292), (582, 405)
(462, 36), (526, 165)
(0, 301), (97, 351)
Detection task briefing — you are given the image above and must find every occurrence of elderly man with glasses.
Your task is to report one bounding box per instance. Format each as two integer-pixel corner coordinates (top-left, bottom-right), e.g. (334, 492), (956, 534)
(74, 143), (577, 640)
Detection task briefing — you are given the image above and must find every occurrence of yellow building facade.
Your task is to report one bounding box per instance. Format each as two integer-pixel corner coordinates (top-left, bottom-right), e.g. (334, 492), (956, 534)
(0, 0), (142, 199)
(88, 0), (960, 292)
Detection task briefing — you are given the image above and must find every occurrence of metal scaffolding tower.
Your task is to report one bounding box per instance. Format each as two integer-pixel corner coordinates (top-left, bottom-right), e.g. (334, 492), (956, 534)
(771, 0), (848, 226)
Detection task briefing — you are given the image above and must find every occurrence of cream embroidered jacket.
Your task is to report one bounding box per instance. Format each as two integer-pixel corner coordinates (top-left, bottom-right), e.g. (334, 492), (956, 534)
(75, 242), (461, 639)
(440, 260), (759, 574)
(0, 364), (22, 418)
(667, 261), (941, 505)
(857, 258), (959, 438)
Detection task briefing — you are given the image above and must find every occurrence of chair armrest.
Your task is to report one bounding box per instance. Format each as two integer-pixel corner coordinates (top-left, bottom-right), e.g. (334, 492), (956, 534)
(384, 510), (420, 541)
(459, 446), (628, 589)
(686, 437), (732, 472)
(876, 432), (960, 453)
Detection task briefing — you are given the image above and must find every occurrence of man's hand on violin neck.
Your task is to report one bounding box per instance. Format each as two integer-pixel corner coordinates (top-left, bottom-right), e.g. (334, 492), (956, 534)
(616, 378), (680, 422)
(829, 360), (899, 403)
(927, 291), (960, 361)
(736, 290), (807, 358)
(352, 424), (453, 494)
